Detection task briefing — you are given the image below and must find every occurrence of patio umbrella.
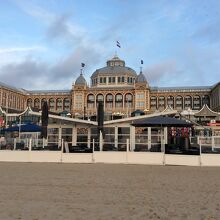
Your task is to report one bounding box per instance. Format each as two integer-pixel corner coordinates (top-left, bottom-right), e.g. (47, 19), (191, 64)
(97, 101), (104, 138)
(41, 101), (48, 138)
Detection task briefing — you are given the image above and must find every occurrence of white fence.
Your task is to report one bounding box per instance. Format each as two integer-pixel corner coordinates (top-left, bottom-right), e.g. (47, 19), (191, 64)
(1, 137), (220, 166)
(199, 136), (220, 152)
(1, 149), (220, 167)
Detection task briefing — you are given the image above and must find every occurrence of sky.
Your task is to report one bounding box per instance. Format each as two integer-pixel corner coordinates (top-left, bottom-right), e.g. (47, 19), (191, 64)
(0, 0), (220, 90)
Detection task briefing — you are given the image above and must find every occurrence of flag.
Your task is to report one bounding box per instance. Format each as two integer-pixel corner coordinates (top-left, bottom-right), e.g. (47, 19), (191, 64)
(116, 41), (121, 48)
(81, 63), (85, 67)
(141, 60), (144, 65)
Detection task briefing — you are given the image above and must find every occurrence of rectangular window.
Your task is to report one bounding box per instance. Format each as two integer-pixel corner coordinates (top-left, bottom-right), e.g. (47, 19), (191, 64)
(112, 77), (115, 83)
(62, 128), (72, 143)
(75, 103), (82, 109)
(104, 77), (106, 83)
(136, 102), (145, 107)
(100, 77), (103, 83)
(136, 93), (144, 99)
(76, 95), (82, 100)
(109, 77), (111, 83)
(122, 76), (124, 82)
(118, 77), (121, 83)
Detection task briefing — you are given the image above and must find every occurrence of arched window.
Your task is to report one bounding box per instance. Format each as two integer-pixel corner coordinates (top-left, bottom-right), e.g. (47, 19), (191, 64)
(27, 98), (33, 107)
(167, 96), (174, 108)
(176, 96), (183, 110)
(96, 94), (104, 102)
(106, 94), (113, 109)
(34, 98), (40, 109)
(41, 99), (47, 108)
(193, 95), (201, 110)
(64, 98), (70, 110)
(115, 93), (123, 108)
(125, 93), (133, 108)
(49, 98), (55, 111)
(87, 94), (95, 109)
(150, 96), (157, 110)
(56, 98), (63, 111)
(202, 95), (210, 106)
(158, 96), (165, 109)
(184, 95), (192, 109)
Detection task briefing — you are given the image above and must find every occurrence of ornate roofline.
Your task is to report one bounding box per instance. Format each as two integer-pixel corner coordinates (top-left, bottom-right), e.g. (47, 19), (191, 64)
(194, 104), (219, 116)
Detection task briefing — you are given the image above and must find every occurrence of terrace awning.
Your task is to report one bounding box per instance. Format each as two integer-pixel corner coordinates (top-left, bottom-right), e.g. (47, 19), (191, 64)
(3, 124), (42, 132)
(132, 116), (192, 127)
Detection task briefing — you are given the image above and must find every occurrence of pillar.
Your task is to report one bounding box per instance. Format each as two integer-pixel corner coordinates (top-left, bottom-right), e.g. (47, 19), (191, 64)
(147, 127), (151, 150)
(72, 124), (77, 146)
(87, 127), (91, 148)
(164, 127), (168, 144)
(115, 126), (118, 149)
(130, 126), (135, 151)
(58, 125), (62, 147)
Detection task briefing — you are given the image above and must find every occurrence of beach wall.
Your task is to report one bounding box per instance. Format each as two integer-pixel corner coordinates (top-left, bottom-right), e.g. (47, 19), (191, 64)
(127, 152), (164, 165)
(0, 150), (220, 166)
(165, 155), (200, 166)
(200, 154), (220, 166)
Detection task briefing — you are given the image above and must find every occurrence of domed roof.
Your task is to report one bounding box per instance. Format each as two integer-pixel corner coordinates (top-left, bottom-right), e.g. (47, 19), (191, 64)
(91, 55), (137, 78)
(136, 71), (147, 83)
(75, 73), (87, 85)
(92, 66), (137, 78)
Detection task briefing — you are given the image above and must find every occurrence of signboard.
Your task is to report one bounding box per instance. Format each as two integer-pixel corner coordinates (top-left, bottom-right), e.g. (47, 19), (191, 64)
(207, 122), (220, 126)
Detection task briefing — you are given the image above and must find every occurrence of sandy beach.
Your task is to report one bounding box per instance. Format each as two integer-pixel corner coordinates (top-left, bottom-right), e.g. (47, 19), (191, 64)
(0, 162), (220, 220)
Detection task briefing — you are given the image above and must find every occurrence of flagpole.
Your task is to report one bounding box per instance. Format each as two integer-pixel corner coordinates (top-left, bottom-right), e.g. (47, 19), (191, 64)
(116, 41), (121, 56)
(140, 60), (144, 73)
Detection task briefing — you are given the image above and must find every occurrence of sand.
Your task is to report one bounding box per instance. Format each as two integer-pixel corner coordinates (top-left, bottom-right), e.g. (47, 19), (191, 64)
(0, 162), (220, 220)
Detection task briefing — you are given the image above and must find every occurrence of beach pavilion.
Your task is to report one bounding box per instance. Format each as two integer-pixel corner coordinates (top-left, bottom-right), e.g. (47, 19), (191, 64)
(0, 105), (195, 152)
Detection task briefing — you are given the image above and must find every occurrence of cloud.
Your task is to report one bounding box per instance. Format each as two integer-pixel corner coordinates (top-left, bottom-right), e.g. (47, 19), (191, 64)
(0, 46), (45, 54)
(15, 0), (54, 24)
(144, 60), (178, 84)
(0, 46), (102, 90)
(0, 58), (48, 89)
(46, 14), (85, 46)
(192, 20), (220, 44)
(0, 3), (104, 90)
(51, 46), (101, 79)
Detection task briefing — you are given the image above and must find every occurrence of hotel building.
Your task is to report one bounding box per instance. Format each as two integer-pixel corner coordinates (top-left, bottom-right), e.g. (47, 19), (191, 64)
(0, 55), (220, 119)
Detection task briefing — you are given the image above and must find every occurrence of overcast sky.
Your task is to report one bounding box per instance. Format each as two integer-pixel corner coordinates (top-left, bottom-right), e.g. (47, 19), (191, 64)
(0, 0), (220, 90)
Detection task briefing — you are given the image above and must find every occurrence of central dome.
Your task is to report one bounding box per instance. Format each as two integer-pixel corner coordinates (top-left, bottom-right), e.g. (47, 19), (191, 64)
(91, 55), (137, 78)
